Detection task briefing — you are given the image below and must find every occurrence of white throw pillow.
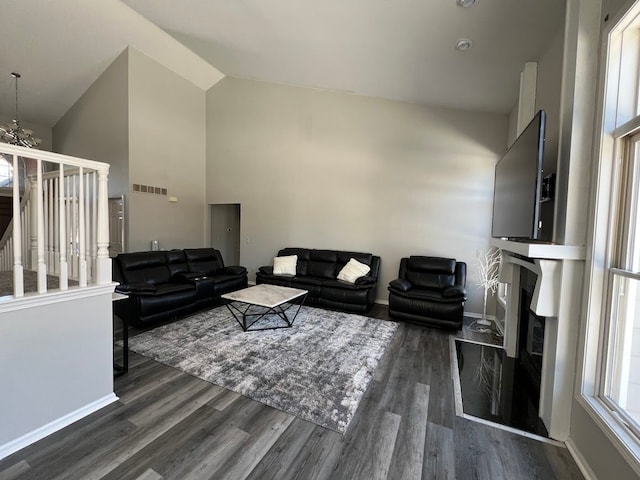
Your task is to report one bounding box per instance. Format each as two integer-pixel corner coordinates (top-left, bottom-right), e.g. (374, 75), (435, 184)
(273, 255), (297, 275)
(337, 258), (371, 284)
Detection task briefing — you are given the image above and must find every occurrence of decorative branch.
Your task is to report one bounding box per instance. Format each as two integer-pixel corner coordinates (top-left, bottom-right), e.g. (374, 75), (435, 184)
(474, 247), (501, 294)
(473, 247), (501, 326)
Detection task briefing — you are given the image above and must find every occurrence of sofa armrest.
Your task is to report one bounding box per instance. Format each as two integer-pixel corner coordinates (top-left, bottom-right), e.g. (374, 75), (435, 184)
(355, 275), (376, 286)
(443, 285), (466, 298)
(224, 265), (247, 276)
(258, 266), (274, 275)
(389, 278), (412, 292)
(173, 272), (205, 282)
(115, 282), (157, 296)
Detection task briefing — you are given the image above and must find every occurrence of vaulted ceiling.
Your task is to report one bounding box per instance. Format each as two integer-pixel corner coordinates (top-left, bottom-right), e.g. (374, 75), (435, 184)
(0, 0), (565, 128)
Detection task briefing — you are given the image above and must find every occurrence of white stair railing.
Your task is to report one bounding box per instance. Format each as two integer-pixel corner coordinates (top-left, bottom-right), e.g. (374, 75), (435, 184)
(0, 143), (111, 297)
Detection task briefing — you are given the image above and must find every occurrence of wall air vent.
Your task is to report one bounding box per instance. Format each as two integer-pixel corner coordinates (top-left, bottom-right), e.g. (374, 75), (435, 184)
(132, 184), (167, 196)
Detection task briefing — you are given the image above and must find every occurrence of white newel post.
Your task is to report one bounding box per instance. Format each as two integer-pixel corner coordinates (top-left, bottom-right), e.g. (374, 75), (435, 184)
(12, 154), (23, 297)
(95, 166), (111, 284)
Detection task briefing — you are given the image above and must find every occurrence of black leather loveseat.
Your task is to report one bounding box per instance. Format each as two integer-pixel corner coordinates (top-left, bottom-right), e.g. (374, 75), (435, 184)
(256, 247), (380, 313)
(113, 248), (247, 327)
(388, 256), (466, 330)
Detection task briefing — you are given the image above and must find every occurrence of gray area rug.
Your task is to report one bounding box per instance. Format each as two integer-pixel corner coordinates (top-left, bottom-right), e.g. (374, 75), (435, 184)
(127, 305), (398, 434)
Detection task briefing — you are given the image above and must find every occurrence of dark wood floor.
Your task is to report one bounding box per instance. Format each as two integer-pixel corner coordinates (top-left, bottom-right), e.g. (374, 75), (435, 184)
(0, 305), (584, 480)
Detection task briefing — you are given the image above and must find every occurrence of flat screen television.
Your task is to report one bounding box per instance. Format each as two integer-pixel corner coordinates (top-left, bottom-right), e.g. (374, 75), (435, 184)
(491, 110), (546, 240)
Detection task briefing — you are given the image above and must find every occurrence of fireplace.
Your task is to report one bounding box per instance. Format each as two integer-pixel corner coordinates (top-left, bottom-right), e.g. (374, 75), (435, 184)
(490, 238), (586, 440)
(519, 267), (546, 409)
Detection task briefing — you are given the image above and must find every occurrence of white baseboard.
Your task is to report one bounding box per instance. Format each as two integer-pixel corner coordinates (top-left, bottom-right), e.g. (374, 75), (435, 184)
(0, 393), (118, 461)
(565, 438), (597, 480)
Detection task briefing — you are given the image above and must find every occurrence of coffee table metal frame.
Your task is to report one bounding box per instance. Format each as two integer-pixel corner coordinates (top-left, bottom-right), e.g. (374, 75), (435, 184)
(222, 285), (308, 332)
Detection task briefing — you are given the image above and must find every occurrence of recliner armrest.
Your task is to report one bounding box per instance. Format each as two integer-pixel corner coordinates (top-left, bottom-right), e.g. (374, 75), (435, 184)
(224, 265), (247, 276)
(115, 282), (157, 296)
(258, 266), (274, 275)
(442, 286), (466, 298)
(355, 275), (376, 286)
(389, 278), (412, 292)
(173, 272), (204, 281)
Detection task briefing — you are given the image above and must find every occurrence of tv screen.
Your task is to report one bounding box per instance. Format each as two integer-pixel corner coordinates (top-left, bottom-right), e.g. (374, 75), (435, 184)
(491, 110), (546, 240)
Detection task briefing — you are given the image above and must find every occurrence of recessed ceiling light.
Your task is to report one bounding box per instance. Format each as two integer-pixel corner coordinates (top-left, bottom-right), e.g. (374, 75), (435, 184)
(456, 0), (478, 7)
(455, 38), (474, 51)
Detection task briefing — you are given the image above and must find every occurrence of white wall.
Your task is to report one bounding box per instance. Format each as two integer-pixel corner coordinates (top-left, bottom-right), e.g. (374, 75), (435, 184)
(206, 78), (507, 314)
(0, 288), (116, 457)
(128, 48), (207, 252)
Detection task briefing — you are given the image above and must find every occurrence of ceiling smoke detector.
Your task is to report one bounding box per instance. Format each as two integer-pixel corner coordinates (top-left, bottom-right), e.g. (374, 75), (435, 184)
(456, 0), (478, 7)
(455, 38), (474, 51)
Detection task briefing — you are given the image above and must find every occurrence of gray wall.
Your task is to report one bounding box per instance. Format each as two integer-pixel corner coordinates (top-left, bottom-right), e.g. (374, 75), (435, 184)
(53, 49), (129, 197)
(128, 48), (207, 252)
(54, 47), (207, 253)
(536, 28), (565, 242)
(206, 78), (507, 313)
(0, 291), (114, 448)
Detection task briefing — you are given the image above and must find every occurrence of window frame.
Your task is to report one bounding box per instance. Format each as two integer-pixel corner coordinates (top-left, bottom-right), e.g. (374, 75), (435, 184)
(580, 0), (640, 469)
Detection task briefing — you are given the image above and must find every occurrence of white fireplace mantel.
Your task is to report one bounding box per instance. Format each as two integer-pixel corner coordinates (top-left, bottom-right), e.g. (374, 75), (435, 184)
(490, 238), (586, 261)
(492, 239), (585, 317)
(491, 238), (586, 441)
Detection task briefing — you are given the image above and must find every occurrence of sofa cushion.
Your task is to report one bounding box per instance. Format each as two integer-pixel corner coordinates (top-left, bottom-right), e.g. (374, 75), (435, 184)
(185, 248), (224, 275)
(273, 255), (297, 275)
(278, 248), (311, 276)
(337, 258), (371, 283)
(337, 251), (373, 268)
(118, 251), (171, 285)
(307, 250), (337, 279)
(165, 249), (189, 277)
(406, 256), (456, 290)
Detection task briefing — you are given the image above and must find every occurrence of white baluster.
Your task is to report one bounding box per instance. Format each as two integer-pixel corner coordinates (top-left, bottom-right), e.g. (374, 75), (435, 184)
(43, 179), (48, 271)
(29, 175), (37, 271)
(10, 155), (24, 298)
(59, 164), (68, 290)
(36, 159), (46, 293)
(48, 177), (54, 271)
(53, 177), (59, 274)
(78, 167), (87, 287)
(91, 171), (98, 281)
(84, 172), (92, 283)
(22, 199), (29, 272)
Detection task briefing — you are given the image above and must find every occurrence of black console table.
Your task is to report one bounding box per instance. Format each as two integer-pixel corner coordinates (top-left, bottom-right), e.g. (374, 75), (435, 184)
(113, 293), (129, 376)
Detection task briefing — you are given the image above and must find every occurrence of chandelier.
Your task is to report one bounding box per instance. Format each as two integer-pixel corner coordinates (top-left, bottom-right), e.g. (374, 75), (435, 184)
(0, 72), (41, 148)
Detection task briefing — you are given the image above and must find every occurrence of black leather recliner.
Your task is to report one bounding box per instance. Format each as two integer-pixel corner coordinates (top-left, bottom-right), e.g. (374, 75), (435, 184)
(256, 247), (380, 313)
(113, 248), (248, 327)
(388, 256), (466, 330)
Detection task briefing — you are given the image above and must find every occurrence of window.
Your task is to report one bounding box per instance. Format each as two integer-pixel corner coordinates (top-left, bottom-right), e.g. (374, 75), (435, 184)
(584, 0), (640, 461)
(0, 156), (13, 187)
(601, 131), (640, 437)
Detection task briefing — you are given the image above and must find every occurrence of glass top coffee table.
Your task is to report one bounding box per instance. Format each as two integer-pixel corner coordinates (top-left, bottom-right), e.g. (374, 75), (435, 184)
(221, 284), (308, 331)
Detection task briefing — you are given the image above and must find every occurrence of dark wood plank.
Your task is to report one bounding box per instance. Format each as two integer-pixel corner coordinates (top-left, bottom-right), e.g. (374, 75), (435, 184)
(0, 306), (584, 480)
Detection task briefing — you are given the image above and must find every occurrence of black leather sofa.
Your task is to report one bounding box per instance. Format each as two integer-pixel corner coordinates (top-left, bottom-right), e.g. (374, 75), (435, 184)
(388, 256), (466, 330)
(113, 248), (247, 327)
(256, 247), (380, 313)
